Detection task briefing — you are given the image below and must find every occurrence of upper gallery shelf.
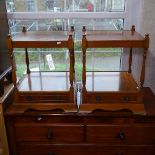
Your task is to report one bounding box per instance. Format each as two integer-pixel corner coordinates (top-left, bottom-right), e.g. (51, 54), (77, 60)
(82, 26), (149, 48)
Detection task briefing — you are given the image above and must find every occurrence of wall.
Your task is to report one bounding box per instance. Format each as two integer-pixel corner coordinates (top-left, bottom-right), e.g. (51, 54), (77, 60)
(122, 0), (155, 94)
(140, 0), (155, 93)
(0, 1), (10, 72)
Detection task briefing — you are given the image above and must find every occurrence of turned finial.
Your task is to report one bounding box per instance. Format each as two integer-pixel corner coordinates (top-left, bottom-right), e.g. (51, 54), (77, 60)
(131, 25), (135, 35)
(145, 33), (149, 39)
(71, 26), (74, 32)
(131, 25), (135, 32)
(22, 26), (27, 33)
(6, 34), (12, 49)
(7, 34), (11, 39)
(144, 33), (150, 49)
(82, 26), (86, 32)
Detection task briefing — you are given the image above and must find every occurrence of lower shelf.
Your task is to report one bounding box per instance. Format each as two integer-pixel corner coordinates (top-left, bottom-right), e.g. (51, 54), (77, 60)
(86, 72), (138, 92)
(15, 71), (74, 103)
(82, 72), (142, 104)
(18, 72), (70, 92)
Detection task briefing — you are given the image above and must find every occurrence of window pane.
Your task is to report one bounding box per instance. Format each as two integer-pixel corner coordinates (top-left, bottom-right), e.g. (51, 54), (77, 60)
(86, 49), (121, 71)
(8, 18), (123, 37)
(14, 49), (69, 78)
(6, 0), (125, 12)
(27, 0), (35, 11)
(67, 0), (125, 12)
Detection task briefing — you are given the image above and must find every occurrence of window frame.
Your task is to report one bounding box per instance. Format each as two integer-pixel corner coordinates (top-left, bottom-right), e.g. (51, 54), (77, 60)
(26, 0), (36, 12)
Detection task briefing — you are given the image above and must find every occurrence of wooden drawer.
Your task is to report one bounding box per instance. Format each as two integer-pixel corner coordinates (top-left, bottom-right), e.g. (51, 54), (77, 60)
(87, 93), (138, 103)
(18, 144), (155, 155)
(19, 93), (69, 103)
(87, 125), (155, 144)
(15, 124), (83, 143)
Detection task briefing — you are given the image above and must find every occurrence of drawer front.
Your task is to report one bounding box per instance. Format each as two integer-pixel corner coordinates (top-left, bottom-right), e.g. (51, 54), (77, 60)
(19, 94), (69, 103)
(15, 124), (83, 143)
(87, 125), (155, 144)
(18, 144), (155, 155)
(87, 93), (138, 103)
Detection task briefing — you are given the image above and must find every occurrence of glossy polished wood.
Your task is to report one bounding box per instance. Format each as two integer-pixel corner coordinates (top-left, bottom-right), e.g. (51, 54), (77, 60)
(82, 26), (149, 111)
(18, 72), (70, 91)
(86, 72), (138, 92)
(15, 124), (83, 143)
(84, 30), (147, 48)
(5, 88), (155, 155)
(6, 28), (75, 104)
(11, 31), (70, 48)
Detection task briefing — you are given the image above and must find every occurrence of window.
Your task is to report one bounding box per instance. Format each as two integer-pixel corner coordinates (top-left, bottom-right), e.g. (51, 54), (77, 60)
(6, 0), (128, 80)
(27, 0), (35, 11)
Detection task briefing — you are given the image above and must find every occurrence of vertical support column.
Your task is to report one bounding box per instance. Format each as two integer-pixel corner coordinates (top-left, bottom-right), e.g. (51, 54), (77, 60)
(140, 34), (149, 88)
(22, 27), (30, 74)
(128, 26), (135, 73)
(82, 26), (87, 103)
(71, 26), (75, 75)
(68, 30), (74, 103)
(128, 48), (133, 73)
(25, 48), (30, 74)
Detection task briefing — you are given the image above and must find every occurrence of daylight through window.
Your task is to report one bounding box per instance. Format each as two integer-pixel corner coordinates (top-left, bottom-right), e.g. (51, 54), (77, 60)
(6, 0), (126, 81)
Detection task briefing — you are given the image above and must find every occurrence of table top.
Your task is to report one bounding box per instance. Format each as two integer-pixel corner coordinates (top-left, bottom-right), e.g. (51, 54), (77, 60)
(8, 31), (74, 48)
(82, 30), (148, 48)
(85, 30), (144, 41)
(12, 31), (70, 42)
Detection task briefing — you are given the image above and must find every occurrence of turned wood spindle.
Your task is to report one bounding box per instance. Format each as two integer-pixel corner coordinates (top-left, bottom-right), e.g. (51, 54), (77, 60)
(140, 34), (149, 88)
(70, 26), (75, 75)
(128, 48), (133, 73)
(68, 32), (74, 102)
(25, 48), (30, 74)
(22, 27), (30, 74)
(82, 28), (87, 102)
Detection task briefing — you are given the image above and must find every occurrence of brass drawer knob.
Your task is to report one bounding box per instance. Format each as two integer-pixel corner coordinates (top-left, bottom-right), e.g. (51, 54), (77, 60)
(36, 117), (43, 121)
(117, 131), (126, 140)
(96, 96), (102, 102)
(123, 96), (130, 102)
(47, 128), (53, 140)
